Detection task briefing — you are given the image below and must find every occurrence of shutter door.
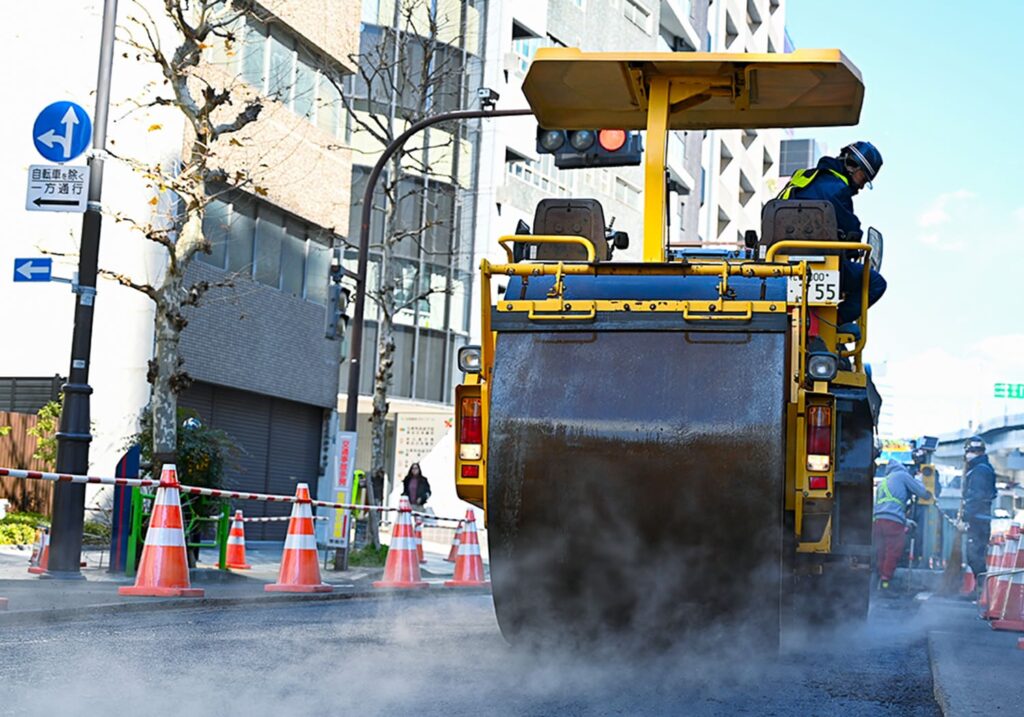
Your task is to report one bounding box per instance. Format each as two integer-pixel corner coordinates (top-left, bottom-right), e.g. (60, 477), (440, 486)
(179, 382), (323, 541)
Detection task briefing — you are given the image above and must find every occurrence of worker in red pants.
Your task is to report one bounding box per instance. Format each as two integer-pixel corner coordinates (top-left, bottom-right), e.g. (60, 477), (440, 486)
(873, 459), (932, 592)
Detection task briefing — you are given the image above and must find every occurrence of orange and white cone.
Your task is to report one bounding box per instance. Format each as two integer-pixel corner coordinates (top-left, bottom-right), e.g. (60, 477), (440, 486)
(119, 464), (204, 597)
(445, 510), (489, 588)
(979, 536), (1003, 618)
(987, 528), (1019, 619)
(374, 498), (427, 589)
(265, 484), (331, 593)
(445, 521), (463, 563)
(992, 526), (1024, 632)
(225, 510), (252, 570)
(27, 528), (49, 575)
(27, 527), (43, 566)
(415, 517), (426, 564)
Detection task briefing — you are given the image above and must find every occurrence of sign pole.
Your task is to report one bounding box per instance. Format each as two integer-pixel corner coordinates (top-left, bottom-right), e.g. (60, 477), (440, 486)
(46, 0), (118, 578)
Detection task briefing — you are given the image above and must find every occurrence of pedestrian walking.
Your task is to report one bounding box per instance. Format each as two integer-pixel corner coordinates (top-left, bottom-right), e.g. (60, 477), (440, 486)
(401, 463), (432, 509)
(873, 459), (932, 591)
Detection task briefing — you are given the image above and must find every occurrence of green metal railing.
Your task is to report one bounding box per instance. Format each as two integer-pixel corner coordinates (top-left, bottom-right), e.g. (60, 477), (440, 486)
(125, 487), (229, 577)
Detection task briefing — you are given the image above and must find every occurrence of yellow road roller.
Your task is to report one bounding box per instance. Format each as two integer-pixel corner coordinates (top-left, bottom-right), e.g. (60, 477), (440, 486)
(454, 48), (882, 647)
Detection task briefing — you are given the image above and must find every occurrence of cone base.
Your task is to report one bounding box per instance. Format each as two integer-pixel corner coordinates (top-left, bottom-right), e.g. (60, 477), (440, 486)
(118, 585), (205, 597)
(0, 597), (8, 610)
(264, 583), (333, 593)
(27, 567), (47, 575)
(444, 580), (490, 588)
(227, 563), (252, 570)
(991, 618), (1024, 632)
(373, 580), (429, 589)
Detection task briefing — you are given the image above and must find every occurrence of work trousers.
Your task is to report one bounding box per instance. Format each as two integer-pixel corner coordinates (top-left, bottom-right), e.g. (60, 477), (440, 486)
(839, 260), (887, 324)
(966, 519), (991, 581)
(873, 517), (906, 581)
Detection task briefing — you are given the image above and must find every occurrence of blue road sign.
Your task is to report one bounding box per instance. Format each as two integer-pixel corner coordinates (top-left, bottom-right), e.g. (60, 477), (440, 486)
(13, 258), (53, 283)
(32, 102), (92, 163)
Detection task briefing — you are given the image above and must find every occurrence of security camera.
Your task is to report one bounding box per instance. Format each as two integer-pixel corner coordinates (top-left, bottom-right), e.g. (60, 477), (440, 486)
(477, 87), (500, 109)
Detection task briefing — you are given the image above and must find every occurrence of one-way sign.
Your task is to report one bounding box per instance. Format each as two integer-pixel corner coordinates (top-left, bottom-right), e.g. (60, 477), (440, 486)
(13, 258), (53, 283)
(26, 164), (89, 213)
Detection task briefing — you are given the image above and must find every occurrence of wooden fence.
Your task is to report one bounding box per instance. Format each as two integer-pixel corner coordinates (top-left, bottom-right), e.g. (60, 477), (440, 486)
(0, 411), (52, 515)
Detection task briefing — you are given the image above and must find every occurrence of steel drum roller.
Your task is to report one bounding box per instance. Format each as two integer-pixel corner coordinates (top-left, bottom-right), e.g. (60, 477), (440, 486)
(487, 329), (787, 646)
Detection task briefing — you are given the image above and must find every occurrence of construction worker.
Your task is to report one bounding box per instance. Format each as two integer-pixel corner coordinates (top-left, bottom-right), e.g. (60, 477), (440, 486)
(778, 141), (887, 328)
(873, 459), (932, 592)
(961, 436), (997, 595)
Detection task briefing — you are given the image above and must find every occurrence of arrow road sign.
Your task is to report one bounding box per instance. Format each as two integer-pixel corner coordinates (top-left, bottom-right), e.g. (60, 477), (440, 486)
(26, 164), (89, 213)
(13, 258), (53, 283)
(32, 102), (92, 162)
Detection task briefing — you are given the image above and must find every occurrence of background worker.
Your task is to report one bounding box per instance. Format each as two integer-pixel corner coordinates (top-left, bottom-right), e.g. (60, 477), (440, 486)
(873, 458), (932, 591)
(777, 141), (887, 328)
(961, 436), (998, 597)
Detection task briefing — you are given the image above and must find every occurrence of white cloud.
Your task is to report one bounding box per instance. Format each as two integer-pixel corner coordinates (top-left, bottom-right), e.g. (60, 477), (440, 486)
(917, 189), (975, 228)
(874, 334), (1024, 438)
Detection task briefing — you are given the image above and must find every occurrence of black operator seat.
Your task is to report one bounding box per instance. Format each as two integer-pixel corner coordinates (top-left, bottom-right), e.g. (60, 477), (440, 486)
(529, 198), (608, 262)
(758, 199), (840, 255)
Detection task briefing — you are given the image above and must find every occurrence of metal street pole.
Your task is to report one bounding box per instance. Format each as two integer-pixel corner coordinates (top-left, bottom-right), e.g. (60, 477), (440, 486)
(46, 0), (118, 578)
(337, 105), (529, 569)
(343, 107), (531, 434)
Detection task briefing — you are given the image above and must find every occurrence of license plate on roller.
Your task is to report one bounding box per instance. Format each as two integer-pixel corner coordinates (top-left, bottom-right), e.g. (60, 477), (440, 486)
(787, 269), (840, 305)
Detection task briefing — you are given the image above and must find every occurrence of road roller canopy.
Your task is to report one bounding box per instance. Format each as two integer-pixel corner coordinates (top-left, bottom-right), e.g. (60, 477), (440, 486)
(522, 48), (864, 130)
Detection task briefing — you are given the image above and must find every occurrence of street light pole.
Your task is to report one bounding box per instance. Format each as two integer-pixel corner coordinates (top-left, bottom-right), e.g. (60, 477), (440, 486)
(343, 107), (531, 434)
(46, 0), (119, 577)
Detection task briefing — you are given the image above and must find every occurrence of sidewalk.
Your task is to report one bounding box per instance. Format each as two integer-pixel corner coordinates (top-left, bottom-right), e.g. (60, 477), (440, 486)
(0, 539), (488, 625)
(922, 595), (1024, 716)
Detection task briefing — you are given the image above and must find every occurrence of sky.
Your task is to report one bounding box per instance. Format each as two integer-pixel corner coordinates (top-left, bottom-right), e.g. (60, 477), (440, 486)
(786, 0), (1024, 437)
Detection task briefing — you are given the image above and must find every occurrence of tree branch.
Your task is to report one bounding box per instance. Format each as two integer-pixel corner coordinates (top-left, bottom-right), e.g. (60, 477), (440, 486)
(99, 269), (160, 301)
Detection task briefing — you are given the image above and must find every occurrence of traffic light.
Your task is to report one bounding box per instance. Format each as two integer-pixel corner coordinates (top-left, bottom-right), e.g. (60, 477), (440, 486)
(536, 127), (643, 169)
(326, 248), (352, 342)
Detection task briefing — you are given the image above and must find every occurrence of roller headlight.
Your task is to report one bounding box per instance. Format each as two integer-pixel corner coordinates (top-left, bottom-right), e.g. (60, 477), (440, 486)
(458, 345), (482, 374)
(807, 352), (839, 382)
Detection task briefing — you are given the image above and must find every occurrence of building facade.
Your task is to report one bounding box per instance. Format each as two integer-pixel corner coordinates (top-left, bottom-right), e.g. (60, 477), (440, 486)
(0, 1), (361, 536)
(698, 0), (787, 245)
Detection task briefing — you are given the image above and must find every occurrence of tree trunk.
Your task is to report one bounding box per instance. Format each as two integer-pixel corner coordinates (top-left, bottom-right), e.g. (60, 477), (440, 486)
(151, 287), (183, 463)
(369, 297), (396, 548)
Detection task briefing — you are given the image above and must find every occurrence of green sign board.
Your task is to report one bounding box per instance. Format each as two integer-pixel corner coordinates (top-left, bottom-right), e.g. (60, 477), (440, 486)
(994, 382), (1024, 399)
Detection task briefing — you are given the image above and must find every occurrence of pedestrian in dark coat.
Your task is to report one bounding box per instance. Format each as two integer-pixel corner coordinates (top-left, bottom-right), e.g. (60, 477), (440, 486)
(401, 463), (431, 508)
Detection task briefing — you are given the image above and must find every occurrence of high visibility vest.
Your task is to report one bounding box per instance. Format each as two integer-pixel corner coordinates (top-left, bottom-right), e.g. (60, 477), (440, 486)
(778, 167), (849, 200)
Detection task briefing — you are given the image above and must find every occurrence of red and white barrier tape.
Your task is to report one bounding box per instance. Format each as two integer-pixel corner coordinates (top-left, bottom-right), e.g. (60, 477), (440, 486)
(240, 515), (328, 523)
(1, 467), (469, 526)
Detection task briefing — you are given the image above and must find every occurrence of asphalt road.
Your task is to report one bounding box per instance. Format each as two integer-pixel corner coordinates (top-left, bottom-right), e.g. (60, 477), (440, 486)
(0, 593), (938, 716)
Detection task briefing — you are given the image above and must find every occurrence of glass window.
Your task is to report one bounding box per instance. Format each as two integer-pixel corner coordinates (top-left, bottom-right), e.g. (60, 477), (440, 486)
(295, 47), (317, 120)
(241, 20), (266, 90)
(200, 200), (229, 269)
(268, 26), (294, 104)
(280, 219), (306, 297)
(227, 201), (255, 275)
(318, 74), (341, 137)
(254, 207), (284, 288)
(305, 242), (331, 306)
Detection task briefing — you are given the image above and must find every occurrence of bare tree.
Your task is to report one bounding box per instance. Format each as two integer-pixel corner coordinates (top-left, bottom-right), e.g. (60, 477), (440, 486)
(341, 0), (471, 524)
(109, 0), (265, 461)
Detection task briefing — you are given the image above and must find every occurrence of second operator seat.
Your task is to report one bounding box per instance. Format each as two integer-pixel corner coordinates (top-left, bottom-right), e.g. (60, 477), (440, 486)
(529, 198), (608, 262)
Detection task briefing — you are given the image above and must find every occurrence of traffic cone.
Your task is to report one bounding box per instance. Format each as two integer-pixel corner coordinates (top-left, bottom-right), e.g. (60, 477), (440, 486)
(265, 484), (332, 593)
(225, 510), (251, 570)
(445, 521), (463, 563)
(373, 498), (428, 589)
(979, 536), (1003, 618)
(27, 527), (43, 565)
(987, 527), (1019, 619)
(992, 526), (1024, 632)
(960, 565), (976, 597)
(119, 465), (204, 597)
(415, 517), (426, 564)
(0, 597), (7, 610)
(27, 528), (49, 575)
(445, 510), (489, 588)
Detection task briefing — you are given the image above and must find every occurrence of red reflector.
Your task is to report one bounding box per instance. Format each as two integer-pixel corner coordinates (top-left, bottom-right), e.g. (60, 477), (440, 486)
(461, 464), (480, 478)
(598, 129), (627, 152)
(460, 397), (482, 444)
(806, 405), (832, 456)
(808, 476), (828, 490)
